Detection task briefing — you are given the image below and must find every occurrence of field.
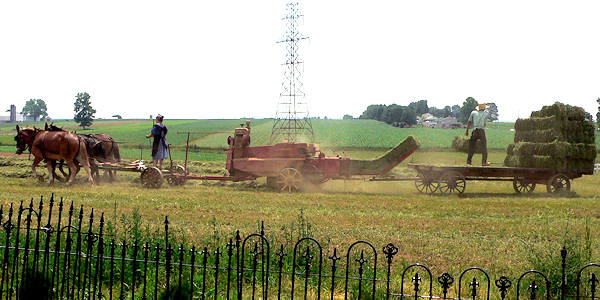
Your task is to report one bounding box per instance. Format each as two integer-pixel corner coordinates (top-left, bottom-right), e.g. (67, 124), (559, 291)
(0, 119), (599, 294)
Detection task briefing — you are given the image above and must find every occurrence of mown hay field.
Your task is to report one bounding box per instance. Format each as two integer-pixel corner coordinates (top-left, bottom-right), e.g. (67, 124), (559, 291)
(0, 146), (598, 281)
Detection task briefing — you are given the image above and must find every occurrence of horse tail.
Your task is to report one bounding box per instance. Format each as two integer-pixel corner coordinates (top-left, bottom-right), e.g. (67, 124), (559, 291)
(112, 141), (121, 162)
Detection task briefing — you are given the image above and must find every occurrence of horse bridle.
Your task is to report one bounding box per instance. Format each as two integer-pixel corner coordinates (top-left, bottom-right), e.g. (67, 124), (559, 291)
(15, 128), (39, 154)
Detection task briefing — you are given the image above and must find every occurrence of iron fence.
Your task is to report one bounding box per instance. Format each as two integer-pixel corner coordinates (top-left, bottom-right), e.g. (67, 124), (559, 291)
(0, 194), (598, 299)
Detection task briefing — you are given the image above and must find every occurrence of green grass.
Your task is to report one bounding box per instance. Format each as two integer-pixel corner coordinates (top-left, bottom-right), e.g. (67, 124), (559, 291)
(0, 150), (598, 282)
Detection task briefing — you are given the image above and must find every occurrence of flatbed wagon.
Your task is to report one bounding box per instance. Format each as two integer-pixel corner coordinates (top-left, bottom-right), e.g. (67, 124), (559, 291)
(408, 163), (589, 195)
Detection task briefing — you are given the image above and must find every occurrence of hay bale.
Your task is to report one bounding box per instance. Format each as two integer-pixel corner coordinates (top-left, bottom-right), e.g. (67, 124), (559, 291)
(530, 102), (586, 121)
(452, 136), (484, 153)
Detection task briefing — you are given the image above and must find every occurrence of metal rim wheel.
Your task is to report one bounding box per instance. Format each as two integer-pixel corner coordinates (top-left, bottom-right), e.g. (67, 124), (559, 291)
(141, 167), (164, 188)
(170, 165), (187, 175)
(166, 174), (185, 186)
(438, 171), (466, 195)
(415, 173), (438, 195)
(513, 178), (536, 194)
(546, 173), (571, 194)
(277, 168), (303, 192)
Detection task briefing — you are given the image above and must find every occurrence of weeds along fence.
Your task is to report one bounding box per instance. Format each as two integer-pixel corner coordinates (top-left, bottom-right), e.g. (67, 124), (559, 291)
(0, 195), (598, 300)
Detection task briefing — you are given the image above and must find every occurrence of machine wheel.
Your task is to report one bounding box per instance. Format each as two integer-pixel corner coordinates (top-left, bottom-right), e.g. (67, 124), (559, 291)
(415, 173), (438, 195)
(141, 167), (164, 189)
(169, 165), (187, 175)
(546, 173), (571, 194)
(513, 178), (536, 194)
(277, 168), (303, 192)
(438, 171), (466, 195)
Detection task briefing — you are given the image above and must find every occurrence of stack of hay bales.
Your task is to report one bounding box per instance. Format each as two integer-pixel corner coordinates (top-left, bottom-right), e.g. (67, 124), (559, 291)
(504, 103), (597, 173)
(452, 136), (484, 153)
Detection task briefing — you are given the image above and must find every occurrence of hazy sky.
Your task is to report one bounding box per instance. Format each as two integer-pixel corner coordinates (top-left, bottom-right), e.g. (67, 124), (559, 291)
(1, 0), (599, 121)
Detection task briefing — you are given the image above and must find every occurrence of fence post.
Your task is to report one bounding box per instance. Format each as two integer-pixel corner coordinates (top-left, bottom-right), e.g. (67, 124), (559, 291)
(561, 246), (567, 300)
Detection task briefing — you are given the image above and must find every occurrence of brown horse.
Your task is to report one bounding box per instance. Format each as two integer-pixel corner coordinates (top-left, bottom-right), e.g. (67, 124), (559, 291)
(14, 125), (94, 185)
(44, 123), (121, 180)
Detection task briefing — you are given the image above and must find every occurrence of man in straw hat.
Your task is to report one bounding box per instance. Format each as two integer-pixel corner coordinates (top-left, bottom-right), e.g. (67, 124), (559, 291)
(465, 102), (490, 166)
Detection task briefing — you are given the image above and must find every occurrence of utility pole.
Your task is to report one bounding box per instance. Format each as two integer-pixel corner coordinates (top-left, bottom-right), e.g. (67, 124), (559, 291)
(270, 2), (314, 144)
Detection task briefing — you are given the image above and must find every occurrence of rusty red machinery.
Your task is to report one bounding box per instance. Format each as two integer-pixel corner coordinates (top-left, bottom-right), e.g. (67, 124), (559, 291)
(155, 121), (421, 191)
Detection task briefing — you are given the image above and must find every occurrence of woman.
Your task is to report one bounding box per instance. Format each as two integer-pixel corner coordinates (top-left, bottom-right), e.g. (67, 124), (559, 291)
(146, 114), (168, 168)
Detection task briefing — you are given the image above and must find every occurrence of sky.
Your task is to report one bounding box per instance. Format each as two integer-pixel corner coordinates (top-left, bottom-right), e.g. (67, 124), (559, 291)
(0, 0), (599, 122)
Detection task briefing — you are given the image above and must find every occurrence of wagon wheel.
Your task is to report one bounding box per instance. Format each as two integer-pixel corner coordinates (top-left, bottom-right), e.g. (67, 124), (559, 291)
(512, 178), (536, 194)
(141, 167), (164, 188)
(277, 168), (303, 192)
(166, 165), (186, 186)
(169, 165), (187, 175)
(546, 173), (571, 194)
(438, 171), (466, 195)
(414, 173), (438, 195)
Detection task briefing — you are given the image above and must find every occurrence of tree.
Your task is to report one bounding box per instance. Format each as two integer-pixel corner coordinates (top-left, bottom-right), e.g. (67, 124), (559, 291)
(400, 108), (417, 125)
(21, 99), (48, 121)
(408, 100), (429, 115)
(383, 104), (404, 124)
(342, 114), (353, 120)
(359, 104), (386, 121)
(459, 97), (478, 124)
(487, 102), (499, 122)
(74, 92), (96, 129)
(596, 98), (600, 128)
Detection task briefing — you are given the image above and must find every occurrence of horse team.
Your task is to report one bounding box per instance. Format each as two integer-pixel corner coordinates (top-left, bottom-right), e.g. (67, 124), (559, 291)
(14, 123), (120, 185)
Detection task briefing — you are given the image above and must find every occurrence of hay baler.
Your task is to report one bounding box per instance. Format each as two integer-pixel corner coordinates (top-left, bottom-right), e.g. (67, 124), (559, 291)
(172, 122), (421, 191)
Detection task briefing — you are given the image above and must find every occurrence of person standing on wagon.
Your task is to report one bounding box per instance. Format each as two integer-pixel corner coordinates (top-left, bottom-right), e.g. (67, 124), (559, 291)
(146, 114), (168, 168)
(465, 103), (490, 166)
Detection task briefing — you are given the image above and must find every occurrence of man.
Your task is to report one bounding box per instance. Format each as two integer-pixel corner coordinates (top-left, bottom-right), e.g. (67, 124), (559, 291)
(465, 103), (490, 166)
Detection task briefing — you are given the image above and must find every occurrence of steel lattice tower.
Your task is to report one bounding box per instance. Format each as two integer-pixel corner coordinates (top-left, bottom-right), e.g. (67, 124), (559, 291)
(270, 2), (314, 144)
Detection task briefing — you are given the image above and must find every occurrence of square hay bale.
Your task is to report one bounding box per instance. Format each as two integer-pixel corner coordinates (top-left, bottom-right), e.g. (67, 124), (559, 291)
(452, 135), (484, 153)
(530, 102), (586, 121)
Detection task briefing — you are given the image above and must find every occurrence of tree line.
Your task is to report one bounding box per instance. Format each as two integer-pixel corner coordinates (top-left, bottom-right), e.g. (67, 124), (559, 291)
(18, 92), (97, 128)
(357, 97), (499, 126)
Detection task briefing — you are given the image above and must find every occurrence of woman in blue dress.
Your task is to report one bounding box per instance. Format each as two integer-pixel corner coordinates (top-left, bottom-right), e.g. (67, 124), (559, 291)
(146, 114), (168, 168)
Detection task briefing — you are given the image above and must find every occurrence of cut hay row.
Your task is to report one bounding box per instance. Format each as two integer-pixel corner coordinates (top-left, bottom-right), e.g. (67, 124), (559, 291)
(451, 136), (484, 153)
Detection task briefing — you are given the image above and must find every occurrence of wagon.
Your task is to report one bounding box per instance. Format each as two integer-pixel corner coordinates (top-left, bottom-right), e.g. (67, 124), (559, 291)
(408, 164), (589, 195)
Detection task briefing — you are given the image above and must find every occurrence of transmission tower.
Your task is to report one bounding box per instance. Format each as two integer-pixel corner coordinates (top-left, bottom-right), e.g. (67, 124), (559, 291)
(270, 2), (314, 144)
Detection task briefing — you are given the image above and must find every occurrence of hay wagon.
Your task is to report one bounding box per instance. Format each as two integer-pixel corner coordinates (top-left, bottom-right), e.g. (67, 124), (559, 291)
(408, 164), (590, 195)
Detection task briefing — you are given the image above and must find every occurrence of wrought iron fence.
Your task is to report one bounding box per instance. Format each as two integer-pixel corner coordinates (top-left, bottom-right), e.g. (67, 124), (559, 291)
(0, 194), (598, 299)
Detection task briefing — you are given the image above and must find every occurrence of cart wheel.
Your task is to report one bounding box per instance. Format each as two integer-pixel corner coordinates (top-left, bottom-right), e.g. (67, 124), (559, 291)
(438, 171), (466, 195)
(170, 165), (187, 175)
(513, 178), (536, 194)
(166, 175), (185, 186)
(546, 173), (570, 194)
(415, 173), (438, 195)
(141, 167), (164, 188)
(277, 168), (303, 192)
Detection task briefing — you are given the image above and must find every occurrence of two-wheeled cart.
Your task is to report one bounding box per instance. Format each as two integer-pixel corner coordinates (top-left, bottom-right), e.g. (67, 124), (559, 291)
(408, 164), (590, 195)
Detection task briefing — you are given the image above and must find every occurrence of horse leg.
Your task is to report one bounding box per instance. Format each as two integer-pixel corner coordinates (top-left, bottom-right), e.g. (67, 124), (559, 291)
(31, 156), (44, 182)
(66, 160), (79, 186)
(46, 161), (55, 185)
(50, 161), (66, 182)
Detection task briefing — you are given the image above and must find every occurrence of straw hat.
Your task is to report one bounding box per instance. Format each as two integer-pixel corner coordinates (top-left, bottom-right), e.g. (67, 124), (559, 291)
(477, 103), (488, 110)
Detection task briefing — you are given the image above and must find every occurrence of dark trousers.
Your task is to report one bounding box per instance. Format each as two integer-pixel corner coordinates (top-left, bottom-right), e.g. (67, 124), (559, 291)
(467, 128), (488, 164)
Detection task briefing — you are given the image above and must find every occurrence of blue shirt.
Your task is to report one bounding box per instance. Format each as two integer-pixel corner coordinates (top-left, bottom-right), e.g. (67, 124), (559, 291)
(468, 110), (488, 129)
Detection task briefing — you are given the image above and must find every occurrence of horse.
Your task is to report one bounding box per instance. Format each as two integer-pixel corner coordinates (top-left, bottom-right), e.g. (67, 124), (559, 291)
(44, 123), (121, 181)
(14, 125), (94, 185)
